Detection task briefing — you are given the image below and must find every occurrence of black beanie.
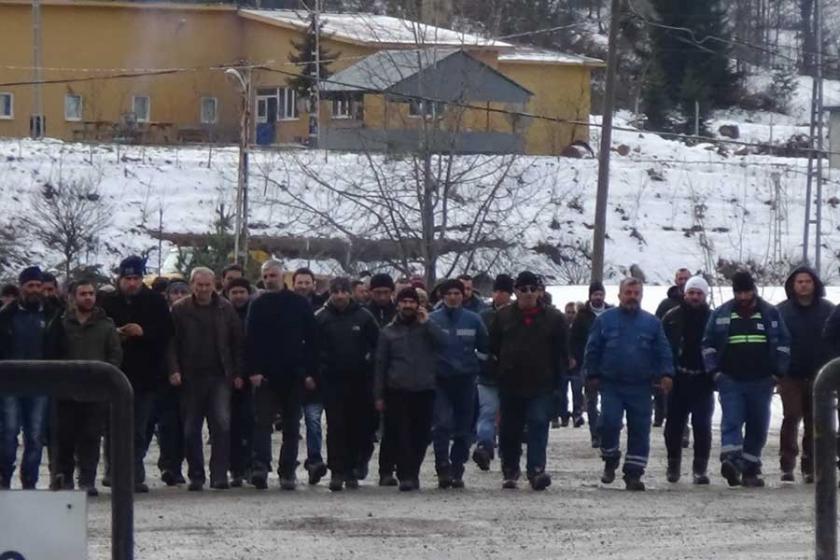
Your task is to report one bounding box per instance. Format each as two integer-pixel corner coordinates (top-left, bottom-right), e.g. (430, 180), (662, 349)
(369, 273), (395, 291)
(589, 281), (605, 296)
(493, 274), (514, 294)
(118, 255), (146, 278)
(731, 271), (756, 293)
(18, 266), (43, 285)
(396, 287), (419, 302)
(514, 271), (540, 289)
(439, 279), (465, 295)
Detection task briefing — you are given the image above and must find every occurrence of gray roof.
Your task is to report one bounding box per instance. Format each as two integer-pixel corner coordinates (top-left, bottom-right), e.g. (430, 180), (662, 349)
(322, 49), (532, 104)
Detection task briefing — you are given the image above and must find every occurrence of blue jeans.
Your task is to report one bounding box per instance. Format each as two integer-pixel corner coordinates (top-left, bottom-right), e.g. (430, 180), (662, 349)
(717, 374), (774, 472)
(303, 402), (324, 466)
(432, 375), (477, 473)
(498, 391), (553, 477)
(599, 383), (652, 477)
(557, 369), (584, 419)
(475, 384), (499, 456)
(1, 396), (48, 487)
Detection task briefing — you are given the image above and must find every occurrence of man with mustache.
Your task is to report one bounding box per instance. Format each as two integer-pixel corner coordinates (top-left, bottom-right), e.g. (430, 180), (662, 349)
(703, 271), (790, 488)
(584, 277), (674, 491)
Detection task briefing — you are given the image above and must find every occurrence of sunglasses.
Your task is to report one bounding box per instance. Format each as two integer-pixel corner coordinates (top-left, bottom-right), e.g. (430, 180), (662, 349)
(517, 286), (539, 293)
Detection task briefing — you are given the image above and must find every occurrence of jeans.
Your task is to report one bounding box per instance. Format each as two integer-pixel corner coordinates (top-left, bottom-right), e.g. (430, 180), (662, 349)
(230, 386), (254, 478)
(600, 383), (653, 477)
(556, 369), (584, 420)
(475, 384), (499, 457)
(104, 390), (156, 484)
(498, 391), (552, 477)
(155, 385), (185, 477)
(0, 396), (48, 487)
(253, 378), (302, 479)
(303, 402), (324, 467)
(664, 374), (714, 473)
(384, 389), (434, 483)
(181, 376), (231, 484)
(717, 374), (774, 473)
(55, 401), (106, 486)
(324, 381), (374, 478)
(432, 375), (476, 474)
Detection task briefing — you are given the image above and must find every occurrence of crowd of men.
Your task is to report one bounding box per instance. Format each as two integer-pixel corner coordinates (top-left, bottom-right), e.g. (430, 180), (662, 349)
(0, 256), (834, 494)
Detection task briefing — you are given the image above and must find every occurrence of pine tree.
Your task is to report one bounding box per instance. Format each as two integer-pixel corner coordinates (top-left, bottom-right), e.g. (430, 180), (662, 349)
(644, 0), (740, 132)
(287, 13), (340, 101)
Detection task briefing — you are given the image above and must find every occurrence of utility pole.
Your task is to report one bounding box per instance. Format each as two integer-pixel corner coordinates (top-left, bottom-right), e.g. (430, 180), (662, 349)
(803, 0), (824, 274)
(31, 0), (45, 138)
(591, 0), (621, 283)
(225, 67), (251, 267)
(309, 0), (321, 148)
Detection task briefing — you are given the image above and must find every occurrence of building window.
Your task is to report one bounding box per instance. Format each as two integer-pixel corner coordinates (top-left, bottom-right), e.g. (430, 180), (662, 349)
(64, 94), (83, 121)
(281, 88), (298, 120)
(0, 93), (12, 119)
(200, 97), (217, 124)
(331, 97), (351, 119)
(132, 95), (150, 122)
(408, 99), (445, 119)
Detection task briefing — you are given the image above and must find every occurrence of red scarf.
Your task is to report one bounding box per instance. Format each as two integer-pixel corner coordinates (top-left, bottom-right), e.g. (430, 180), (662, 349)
(521, 306), (541, 326)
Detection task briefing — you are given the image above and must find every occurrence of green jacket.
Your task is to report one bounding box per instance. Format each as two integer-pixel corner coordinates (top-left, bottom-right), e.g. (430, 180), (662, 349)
(48, 307), (123, 367)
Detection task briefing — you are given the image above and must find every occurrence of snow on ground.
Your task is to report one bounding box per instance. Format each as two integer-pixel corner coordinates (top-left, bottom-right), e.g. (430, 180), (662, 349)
(2, 87), (840, 285)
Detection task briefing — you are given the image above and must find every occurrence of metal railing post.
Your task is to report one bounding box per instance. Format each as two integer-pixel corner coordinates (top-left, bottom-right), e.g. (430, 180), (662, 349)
(813, 358), (840, 560)
(0, 360), (134, 560)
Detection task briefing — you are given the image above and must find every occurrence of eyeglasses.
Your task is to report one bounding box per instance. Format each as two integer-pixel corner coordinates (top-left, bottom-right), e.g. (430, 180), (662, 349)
(517, 286), (539, 293)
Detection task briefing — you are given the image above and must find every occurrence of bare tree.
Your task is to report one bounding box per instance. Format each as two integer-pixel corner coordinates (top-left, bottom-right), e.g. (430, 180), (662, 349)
(19, 179), (113, 280)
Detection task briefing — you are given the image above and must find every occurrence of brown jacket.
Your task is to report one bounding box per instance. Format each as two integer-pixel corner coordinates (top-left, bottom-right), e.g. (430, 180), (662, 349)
(168, 293), (243, 379)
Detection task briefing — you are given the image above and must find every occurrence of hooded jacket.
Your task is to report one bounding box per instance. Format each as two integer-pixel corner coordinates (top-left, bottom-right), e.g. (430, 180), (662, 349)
(429, 305), (489, 378)
(584, 306), (674, 385)
(315, 300), (380, 394)
(366, 300), (397, 329)
(777, 266), (835, 378)
(662, 302), (711, 375)
(374, 315), (447, 400)
(100, 285), (173, 392)
(655, 285), (683, 319)
(0, 300), (61, 360)
(47, 307), (123, 367)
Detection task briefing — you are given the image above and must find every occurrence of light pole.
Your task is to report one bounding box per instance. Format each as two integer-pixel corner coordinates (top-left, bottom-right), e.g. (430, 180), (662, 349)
(225, 67), (251, 267)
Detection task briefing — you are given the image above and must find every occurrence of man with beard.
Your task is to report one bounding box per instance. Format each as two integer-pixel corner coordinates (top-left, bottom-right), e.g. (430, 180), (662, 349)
(662, 276), (714, 485)
(585, 277), (673, 491)
(570, 281), (611, 448)
(0, 266), (60, 489)
(703, 271), (790, 487)
(351, 280), (370, 306)
(315, 278), (379, 491)
(374, 287), (446, 491)
(41, 272), (64, 310)
(100, 255), (173, 492)
(49, 279), (122, 496)
(225, 277), (254, 487)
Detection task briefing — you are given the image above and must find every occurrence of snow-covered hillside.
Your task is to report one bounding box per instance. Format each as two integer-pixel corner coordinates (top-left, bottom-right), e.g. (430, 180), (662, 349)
(1, 83), (839, 284)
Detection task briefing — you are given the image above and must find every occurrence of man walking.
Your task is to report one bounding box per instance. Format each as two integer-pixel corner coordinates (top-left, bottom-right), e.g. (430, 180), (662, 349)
(473, 274), (514, 471)
(456, 274), (488, 314)
(570, 281), (611, 448)
(315, 278), (379, 491)
(555, 302), (584, 429)
(490, 271), (568, 491)
(662, 276), (714, 485)
(374, 287), (446, 491)
(49, 279), (123, 496)
(653, 268), (692, 426)
(100, 255), (173, 491)
(429, 279), (488, 489)
(585, 277), (674, 491)
(225, 277), (254, 487)
(246, 260), (318, 490)
(169, 267), (243, 491)
(0, 266), (60, 489)
(703, 271), (790, 487)
(775, 267), (832, 483)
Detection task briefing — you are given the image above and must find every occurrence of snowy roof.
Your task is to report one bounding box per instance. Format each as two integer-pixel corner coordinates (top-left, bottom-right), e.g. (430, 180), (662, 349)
(240, 9), (511, 48)
(498, 46), (604, 67)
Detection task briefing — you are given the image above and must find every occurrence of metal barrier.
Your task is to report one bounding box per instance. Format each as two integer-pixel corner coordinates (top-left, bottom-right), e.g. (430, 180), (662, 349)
(0, 361), (134, 560)
(814, 358), (840, 560)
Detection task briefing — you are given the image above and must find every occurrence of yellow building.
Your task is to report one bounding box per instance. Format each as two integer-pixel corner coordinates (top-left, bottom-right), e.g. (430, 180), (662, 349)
(0, 0), (603, 155)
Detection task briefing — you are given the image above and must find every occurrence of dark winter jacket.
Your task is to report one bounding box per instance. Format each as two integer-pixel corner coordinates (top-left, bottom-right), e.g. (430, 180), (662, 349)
(584, 307), (674, 385)
(655, 285), (683, 319)
(246, 288), (318, 386)
(478, 303), (509, 386)
(463, 294), (488, 315)
(702, 297), (791, 379)
(366, 300), (397, 329)
(429, 306), (489, 378)
(489, 303), (568, 398)
(662, 302), (711, 375)
(47, 307), (123, 367)
(569, 302), (612, 371)
(100, 286), (173, 392)
(315, 300), (379, 395)
(0, 301), (60, 361)
(777, 266), (835, 378)
(169, 293), (243, 380)
(374, 316), (447, 400)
